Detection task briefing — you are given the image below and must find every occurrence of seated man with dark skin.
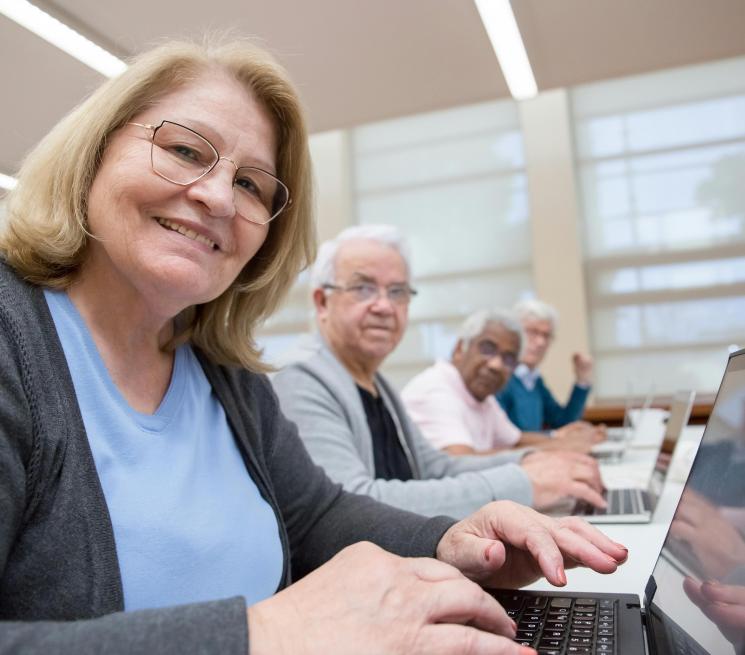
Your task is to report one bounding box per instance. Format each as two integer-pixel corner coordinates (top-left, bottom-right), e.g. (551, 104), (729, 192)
(402, 310), (605, 456)
(273, 225), (607, 518)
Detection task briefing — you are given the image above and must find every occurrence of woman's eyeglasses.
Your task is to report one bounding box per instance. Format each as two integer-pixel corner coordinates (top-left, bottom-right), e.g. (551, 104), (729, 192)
(128, 120), (290, 226)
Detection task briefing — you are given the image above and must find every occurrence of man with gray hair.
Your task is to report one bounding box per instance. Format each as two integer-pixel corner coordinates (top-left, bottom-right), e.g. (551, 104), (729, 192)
(272, 225), (606, 518)
(497, 299), (594, 431)
(402, 309), (604, 454)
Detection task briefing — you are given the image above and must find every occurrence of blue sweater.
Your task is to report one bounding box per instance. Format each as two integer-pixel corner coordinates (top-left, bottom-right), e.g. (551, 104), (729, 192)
(497, 374), (590, 431)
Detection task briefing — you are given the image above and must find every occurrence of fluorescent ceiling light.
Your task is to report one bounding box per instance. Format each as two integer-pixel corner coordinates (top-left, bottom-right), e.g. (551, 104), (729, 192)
(0, 0), (126, 78)
(0, 173), (18, 190)
(473, 0), (537, 100)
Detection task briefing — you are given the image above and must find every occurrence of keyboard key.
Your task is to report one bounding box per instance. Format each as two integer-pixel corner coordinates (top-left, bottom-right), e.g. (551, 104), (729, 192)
(523, 613), (543, 622)
(573, 619), (594, 628)
(544, 630), (566, 639)
(498, 594), (524, 609)
(570, 628), (593, 637)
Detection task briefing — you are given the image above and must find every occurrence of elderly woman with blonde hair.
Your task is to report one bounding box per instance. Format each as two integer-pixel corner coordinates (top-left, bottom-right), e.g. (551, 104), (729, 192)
(0, 38), (627, 655)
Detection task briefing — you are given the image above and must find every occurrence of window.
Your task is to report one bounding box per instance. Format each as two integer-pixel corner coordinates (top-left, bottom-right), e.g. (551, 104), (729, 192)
(352, 100), (533, 388)
(572, 57), (745, 398)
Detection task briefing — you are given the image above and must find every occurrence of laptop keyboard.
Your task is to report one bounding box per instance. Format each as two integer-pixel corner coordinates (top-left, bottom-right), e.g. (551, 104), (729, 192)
(493, 591), (617, 654)
(575, 488), (651, 516)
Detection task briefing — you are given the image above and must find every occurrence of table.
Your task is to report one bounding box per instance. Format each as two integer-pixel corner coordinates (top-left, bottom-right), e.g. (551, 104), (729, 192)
(526, 425), (705, 598)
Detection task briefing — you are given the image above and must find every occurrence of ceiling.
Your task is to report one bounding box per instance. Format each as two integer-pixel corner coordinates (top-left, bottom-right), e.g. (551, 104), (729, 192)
(3, 0), (745, 176)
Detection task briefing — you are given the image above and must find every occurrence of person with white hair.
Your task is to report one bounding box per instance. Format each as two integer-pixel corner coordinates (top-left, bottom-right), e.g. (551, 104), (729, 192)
(0, 37), (626, 654)
(497, 299), (594, 431)
(401, 309), (604, 456)
(272, 225), (608, 518)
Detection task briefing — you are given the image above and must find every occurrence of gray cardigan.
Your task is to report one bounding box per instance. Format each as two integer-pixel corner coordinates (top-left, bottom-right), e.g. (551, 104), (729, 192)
(272, 339), (534, 518)
(0, 263), (455, 655)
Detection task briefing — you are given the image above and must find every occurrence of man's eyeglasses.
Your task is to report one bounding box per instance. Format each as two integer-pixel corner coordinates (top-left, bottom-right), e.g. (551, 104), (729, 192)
(525, 326), (554, 342)
(128, 120), (291, 226)
(323, 282), (417, 306)
(475, 340), (518, 369)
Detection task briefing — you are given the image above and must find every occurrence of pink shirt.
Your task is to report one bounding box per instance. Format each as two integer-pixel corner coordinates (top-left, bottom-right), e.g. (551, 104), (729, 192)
(401, 360), (521, 451)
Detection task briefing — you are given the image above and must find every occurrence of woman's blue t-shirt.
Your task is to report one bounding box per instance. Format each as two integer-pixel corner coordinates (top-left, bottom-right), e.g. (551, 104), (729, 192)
(45, 289), (283, 610)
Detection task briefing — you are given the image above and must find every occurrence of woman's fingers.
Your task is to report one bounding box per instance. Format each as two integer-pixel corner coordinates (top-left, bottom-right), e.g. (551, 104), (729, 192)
(426, 577), (516, 637)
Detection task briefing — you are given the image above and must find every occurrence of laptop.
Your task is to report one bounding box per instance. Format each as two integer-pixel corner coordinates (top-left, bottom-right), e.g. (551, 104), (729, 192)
(592, 388), (661, 459)
(576, 390), (696, 524)
(604, 385), (655, 443)
(491, 347), (745, 655)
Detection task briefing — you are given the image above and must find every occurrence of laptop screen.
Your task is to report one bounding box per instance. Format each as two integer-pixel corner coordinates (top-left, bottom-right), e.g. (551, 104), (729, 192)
(647, 349), (745, 655)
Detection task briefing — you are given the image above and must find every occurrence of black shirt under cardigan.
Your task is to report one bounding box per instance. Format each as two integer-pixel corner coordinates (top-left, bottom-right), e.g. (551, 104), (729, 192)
(357, 385), (413, 481)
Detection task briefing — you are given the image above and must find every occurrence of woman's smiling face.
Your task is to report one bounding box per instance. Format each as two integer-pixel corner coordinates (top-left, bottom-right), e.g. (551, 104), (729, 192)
(83, 71), (278, 317)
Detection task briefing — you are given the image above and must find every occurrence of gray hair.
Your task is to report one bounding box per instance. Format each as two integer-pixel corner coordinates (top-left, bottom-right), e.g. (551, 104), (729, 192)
(513, 299), (558, 332)
(457, 309), (522, 352)
(310, 224), (412, 289)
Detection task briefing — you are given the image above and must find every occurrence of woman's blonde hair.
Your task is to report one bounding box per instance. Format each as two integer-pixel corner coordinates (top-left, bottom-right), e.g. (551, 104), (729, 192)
(0, 38), (316, 372)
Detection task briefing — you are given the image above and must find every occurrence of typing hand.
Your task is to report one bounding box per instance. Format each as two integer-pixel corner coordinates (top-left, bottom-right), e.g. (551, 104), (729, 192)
(248, 541), (535, 655)
(545, 422), (606, 454)
(436, 500), (628, 590)
(521, 450), (607, 510)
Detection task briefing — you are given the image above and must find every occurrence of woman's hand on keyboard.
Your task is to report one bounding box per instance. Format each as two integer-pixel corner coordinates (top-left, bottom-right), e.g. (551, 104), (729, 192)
(436, 500), (629, 589)
(247, 541), (536, 655)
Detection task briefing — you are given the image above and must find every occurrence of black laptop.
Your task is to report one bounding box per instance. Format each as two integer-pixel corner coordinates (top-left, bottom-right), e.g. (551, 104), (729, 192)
(491, 348), (745, 655)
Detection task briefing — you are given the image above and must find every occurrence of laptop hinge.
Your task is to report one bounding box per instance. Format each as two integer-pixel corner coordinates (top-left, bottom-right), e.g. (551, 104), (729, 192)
(644, 575), (657, 608)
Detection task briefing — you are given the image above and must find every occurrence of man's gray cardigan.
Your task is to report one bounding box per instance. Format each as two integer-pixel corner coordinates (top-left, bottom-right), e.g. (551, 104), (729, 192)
(0, 263), (456, 654)
(272, 339), (534, 518)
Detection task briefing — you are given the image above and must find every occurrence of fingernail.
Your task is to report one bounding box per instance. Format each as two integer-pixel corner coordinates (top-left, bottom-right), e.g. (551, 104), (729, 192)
(484, 545), (491, 562)
(614, 542), (628, 551)
(555, 567), (567, 586)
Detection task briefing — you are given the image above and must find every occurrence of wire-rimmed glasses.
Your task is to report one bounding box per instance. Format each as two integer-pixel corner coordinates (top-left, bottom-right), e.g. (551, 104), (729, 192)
(322, 282), (417, 306)
(128, 120), (290, 226)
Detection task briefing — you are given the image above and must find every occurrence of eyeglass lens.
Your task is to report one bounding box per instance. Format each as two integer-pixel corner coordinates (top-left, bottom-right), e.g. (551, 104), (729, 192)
(476, 341), (518, 368)
(350, 283), (413, 305)
(150, 121), (289, 225)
